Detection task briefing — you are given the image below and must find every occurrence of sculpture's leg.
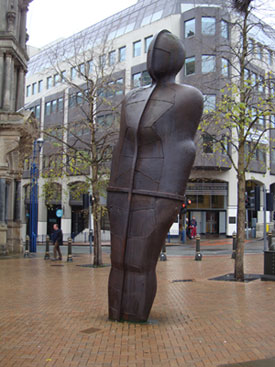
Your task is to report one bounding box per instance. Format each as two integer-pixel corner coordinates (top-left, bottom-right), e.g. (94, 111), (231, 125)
(108, 192), (129, 321)
(108, 194), (180, 322)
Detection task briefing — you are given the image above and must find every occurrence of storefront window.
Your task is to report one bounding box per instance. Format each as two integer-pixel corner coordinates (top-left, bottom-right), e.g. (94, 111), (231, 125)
(198, 195), (211, 208)
(211, 195), (225, 208)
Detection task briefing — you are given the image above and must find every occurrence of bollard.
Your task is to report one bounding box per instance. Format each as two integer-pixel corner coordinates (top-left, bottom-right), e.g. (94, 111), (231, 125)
(159, 243), (167, 261)
(232, 232), (237, 259)
(44, 235), (50, 260)
(67, 237), (73, 262)
(195, 234), (202, 261)
(24, 235), (30, 258)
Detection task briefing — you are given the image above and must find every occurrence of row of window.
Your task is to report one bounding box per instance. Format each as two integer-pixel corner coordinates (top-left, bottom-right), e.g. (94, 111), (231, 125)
(26, 35), (154, 97)
(248, 38), (273, 66)
(185, 17), (273, 66)
(185, 55), (230, 76)
(185, 17), (229, 39)
(45, 97), (64, 116)
(202, 134), (266, 162)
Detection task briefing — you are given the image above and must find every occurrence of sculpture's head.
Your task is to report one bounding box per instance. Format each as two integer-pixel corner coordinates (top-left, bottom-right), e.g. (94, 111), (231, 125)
(147, 30), (186, 82)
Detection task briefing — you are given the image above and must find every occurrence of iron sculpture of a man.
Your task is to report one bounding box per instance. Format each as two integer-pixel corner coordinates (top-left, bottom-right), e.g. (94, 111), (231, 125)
(107, 30), (203, 322)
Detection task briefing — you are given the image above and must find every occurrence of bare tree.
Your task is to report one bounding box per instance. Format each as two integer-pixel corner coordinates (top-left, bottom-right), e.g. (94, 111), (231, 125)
(41, 35), (123, 266)
(199, 0), (275, 280)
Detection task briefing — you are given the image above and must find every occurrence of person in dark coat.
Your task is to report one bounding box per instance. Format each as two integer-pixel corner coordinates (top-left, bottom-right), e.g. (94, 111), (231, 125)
(51, 224), (63, 260)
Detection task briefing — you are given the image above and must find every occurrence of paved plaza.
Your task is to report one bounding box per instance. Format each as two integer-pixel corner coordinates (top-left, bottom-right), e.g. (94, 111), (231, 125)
(0, 250), (275, 367)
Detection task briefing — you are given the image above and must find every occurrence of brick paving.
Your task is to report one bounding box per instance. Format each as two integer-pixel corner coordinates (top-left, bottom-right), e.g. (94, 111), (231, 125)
(0, 252), (275, 367)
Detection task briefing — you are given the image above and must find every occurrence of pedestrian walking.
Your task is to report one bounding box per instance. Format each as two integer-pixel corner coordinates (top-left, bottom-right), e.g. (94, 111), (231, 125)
(186, 217), (192, 239)
(51, 224), (63, 260)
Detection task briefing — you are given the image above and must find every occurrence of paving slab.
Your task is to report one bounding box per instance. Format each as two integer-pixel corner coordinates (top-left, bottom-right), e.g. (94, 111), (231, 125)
(0, 253), (274, 367)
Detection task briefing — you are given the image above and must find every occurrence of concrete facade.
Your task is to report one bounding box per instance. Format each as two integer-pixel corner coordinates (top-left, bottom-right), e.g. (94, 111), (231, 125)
(0, 0), (37, 254)
(24, 0), (275, 240)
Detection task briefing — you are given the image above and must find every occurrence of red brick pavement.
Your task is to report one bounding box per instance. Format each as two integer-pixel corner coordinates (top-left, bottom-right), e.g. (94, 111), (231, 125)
(0, 253), (274, 367)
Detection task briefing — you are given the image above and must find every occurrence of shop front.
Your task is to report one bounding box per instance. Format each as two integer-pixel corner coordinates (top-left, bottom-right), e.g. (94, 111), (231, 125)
(185, 181), (228, 235)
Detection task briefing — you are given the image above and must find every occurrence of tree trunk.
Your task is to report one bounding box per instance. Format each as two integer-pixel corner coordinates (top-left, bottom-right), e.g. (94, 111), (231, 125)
(235, 147), (246, 281)
(92, 188), (103, 266)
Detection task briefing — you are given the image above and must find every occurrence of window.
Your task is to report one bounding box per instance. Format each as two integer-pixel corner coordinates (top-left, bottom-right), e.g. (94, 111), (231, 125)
(271, 148), (275, 163)
(145, 35), (153, 53)
(221, 136), (229, 155)
(119, 46), (126, 62)
(75, 92), (82, 105)
(248, 38), (254, 54)
(221, 58), (229, 77)
(270, 115), (275, 127)
(268, 50), (273, 66)
(71, 66), (77, 80)
(258, 76), (265, 93)
(46, 76), (52, 89)
(34, 105), (40, 119)
(132, 72), (141, 88)
(221, 20), (229, 39)
(185, 56), (195, 75)
(26, 85), (31, 97)
(61, 70), (66, 81)
(57, 97), (63, 112)
(52, 99), (57, 113)
(185, 18), (195, 38)
(88, 60), (93, 73)
(54, 73), (60, 86)
(133, 40), (141, 57)
(45, 101), (51, 116)
(106, 81), (115, 98)
(202, 17), (215, 35)
(202, 134), (214, 154)
(69, 94), (76, 108)
(202, 55), (216, 73)
(99, 54), (106, 67)
(31, 82), (37, 95)
(251, 72), (257, 87)
(142, 71), (151, 86)
(203, 95), (216, 113)
(116, 78), (124, 95)
(258, 113), (265, 126)
(256, 44), (262, 60)
(109, 50), (116, 66)
(244, 68), (250, 81)
(38, 80), (43, 93)
(78, 63), (85, 76)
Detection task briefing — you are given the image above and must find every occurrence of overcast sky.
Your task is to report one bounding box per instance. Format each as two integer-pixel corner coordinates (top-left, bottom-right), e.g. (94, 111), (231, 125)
(27, 0), (275, 49)
(27, 0), (137, 48)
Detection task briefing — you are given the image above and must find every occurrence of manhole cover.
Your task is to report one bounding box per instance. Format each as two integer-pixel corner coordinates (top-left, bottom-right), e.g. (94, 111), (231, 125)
(209, 273), (261, 283)
(172, 279), (194, 283)
(80, 327), (101, 334)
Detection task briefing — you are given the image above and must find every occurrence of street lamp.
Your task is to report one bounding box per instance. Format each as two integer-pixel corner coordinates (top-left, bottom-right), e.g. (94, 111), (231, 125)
(29, 137), (44, 252)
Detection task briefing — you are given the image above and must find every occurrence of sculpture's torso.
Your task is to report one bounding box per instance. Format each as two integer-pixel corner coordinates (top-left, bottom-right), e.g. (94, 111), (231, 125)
(109, 83), (201, 200)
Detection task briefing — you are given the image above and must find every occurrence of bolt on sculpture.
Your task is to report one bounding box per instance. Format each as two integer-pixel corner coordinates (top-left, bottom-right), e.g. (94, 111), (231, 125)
(107, 30), (203, 322)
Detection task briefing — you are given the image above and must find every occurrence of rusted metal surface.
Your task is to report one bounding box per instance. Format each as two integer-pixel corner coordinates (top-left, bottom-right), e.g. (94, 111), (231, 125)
(107, 30), (203, 322)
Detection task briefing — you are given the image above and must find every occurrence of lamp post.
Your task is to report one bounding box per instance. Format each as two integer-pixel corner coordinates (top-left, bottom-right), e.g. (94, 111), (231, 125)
(29, 137), (44, 252)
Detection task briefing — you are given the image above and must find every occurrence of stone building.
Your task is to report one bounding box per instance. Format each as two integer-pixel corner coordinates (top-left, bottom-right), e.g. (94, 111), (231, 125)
(24, 0), (275, 240)
(0, 0), (37, 254)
